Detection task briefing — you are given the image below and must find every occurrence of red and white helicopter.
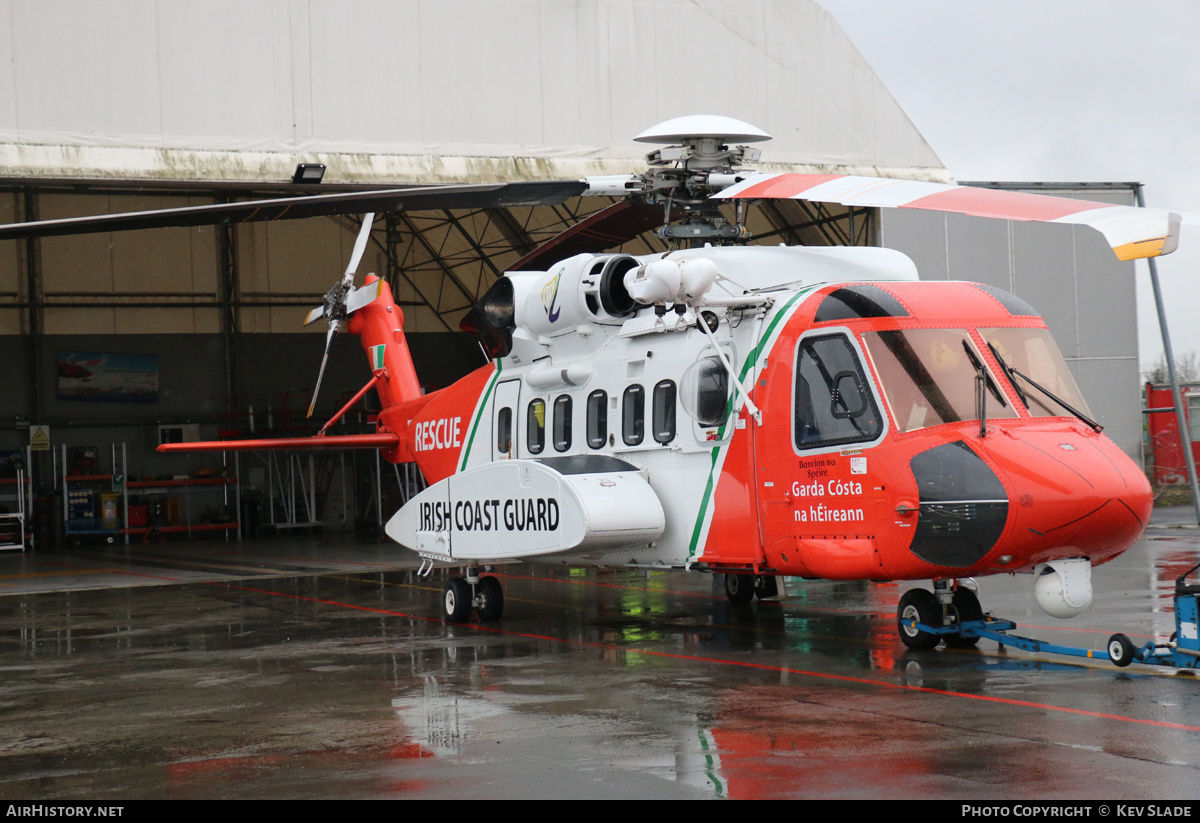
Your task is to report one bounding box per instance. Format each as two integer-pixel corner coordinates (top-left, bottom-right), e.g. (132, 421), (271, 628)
(3, 116), (1177, 648)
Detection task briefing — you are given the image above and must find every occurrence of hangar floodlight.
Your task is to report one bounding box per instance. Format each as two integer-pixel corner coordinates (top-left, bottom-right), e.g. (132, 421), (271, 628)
(292, 163), (326, 184)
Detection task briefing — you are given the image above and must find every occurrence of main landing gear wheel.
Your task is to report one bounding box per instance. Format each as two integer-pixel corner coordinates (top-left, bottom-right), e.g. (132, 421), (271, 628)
(477, 576), (504, 622)
(944, 587), (983, 649)
(444, 578), (473, 623)
(754, 575), (780, 599)
(724, 574), (755, 605)
(1107, 633), (1136, 668)
(897, 588), (941, 650)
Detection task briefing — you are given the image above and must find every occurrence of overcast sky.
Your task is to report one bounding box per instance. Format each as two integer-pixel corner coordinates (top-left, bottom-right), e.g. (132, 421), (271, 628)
(818, 0), (1200, 371)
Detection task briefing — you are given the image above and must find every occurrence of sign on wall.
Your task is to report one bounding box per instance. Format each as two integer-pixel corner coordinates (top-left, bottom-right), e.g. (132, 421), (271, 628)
(57, 353), (160, 404)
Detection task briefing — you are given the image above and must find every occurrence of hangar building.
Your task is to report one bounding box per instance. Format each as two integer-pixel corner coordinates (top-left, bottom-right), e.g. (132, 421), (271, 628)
(0, 0), (1142, 542)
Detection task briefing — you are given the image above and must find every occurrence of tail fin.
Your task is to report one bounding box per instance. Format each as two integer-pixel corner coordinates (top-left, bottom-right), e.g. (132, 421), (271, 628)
(346, 274), (422, 409)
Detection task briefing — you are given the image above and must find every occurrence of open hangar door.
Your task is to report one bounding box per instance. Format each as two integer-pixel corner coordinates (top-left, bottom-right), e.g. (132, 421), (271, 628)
(0, 181), (875, 544)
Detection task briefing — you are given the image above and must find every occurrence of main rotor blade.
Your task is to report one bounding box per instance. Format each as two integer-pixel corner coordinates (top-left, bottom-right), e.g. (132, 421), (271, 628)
(716, 173), (1181, 261)
(0, 180), (587, 240)
(509, 199), (678, 271)
(344, 212), (375, 282)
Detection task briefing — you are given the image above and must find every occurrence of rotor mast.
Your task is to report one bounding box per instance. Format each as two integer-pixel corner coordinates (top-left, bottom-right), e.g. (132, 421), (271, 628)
(585, 115), (772, 247)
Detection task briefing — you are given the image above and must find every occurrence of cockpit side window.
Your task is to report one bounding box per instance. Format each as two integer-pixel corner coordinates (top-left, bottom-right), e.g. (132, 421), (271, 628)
(794, 334), (883, 449)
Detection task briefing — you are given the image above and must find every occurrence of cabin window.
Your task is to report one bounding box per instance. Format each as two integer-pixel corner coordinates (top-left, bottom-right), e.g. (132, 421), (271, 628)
(586, 390), (608, 449)
(794, 334), (883, 449)
(861, 329), (1016, 433)
(496, 406), (513, 456)
(622, 385), (645, 446)
(653, 380), (677, 444)
(980, 327), (1093, 420)
(527, 398), (546, 454)
(553, 395), (573, 452)
(681, 356), (730, 427)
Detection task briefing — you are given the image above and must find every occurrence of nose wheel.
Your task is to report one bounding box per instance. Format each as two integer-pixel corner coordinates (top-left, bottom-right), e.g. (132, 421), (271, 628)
(897, 581), (983, 649)
(443, 570), (505, 623)
(897, 588), (941, 649)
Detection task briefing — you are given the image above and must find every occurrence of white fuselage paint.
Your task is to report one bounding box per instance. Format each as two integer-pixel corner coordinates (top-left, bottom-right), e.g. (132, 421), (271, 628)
(399, 245), (920, 568)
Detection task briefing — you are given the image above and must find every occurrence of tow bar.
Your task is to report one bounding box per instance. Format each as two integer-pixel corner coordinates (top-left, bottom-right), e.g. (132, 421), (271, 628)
(901, 562), (1200, 670)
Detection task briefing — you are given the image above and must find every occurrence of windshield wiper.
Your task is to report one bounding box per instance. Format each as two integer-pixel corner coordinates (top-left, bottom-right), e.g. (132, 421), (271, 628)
(962, 339), (1006, 437)
(986, 342), (1102, 433)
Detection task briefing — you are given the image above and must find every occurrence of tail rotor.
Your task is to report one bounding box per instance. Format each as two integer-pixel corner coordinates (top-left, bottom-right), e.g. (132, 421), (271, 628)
(304, 212), (380, 418)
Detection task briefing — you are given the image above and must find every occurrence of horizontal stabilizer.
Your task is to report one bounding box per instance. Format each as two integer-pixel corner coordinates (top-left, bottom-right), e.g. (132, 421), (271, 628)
(157, 433), (400, 453)
(717, 173), (1181, 261)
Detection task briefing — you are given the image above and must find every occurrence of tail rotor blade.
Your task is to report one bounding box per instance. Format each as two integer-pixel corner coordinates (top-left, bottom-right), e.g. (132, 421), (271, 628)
(303, 304), (326, 326)
(344, 278), (385, 314)
(309, 212), (377, 418)
(344, 212), (376, 283)
(307, 321), (340, 419)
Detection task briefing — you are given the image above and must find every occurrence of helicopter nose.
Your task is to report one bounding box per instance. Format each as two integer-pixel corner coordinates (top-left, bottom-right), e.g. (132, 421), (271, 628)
(904, 429), (1151, 574)
(983, 427), (1151, 570)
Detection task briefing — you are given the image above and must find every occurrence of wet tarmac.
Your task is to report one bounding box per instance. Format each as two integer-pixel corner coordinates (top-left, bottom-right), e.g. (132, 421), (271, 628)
(0, 509), (1198, 799)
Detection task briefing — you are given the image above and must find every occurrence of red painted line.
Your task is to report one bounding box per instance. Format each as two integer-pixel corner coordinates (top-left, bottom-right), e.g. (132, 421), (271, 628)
(102, 570), (184, 583)
(211, 551), (402, 569)
(217, 581), (1200, 735)
(215, 582), (568, 643)
(494, 573), (1163, 640)
(28, 560), (181, 583)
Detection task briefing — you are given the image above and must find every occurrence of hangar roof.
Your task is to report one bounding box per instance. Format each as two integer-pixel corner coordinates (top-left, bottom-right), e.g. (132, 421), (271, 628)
(0, 0), (948, 185)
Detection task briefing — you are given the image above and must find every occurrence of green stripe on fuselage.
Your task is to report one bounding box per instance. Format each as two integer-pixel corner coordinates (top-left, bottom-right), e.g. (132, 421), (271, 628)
(686, 289), (811, 559)
(459, 362), (501, 471)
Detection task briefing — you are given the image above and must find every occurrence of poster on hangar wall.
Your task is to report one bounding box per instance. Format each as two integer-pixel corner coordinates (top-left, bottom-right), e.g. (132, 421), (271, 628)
(56, 352), (160, 404)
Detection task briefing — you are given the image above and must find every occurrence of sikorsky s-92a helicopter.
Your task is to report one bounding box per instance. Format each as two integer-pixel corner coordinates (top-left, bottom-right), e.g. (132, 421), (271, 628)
(3, 116), (1178, 648)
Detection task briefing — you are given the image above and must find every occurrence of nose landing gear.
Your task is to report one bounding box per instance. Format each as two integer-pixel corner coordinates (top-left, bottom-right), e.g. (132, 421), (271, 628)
(897, 579), (982, 650)
(896, 563), (1200, 670)
(443, 567), (505, 623)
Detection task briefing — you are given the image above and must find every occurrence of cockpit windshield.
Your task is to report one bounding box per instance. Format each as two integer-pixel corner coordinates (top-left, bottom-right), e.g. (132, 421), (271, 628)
(861, 329), (1016, 433)
(980, 327), (1094, 420)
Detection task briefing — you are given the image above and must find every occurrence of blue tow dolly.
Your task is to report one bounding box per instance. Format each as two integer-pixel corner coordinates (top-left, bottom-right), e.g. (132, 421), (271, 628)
(900, 563), (1200, 669)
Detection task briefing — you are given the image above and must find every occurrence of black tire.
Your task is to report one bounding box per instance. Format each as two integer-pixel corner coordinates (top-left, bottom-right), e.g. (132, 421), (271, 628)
(1108, 633), (1136, 668)
(754, 575), (779, 599)
(944, 587), (983, 649)
(444, 578), (473, 623)
(724, 574), (755, 605)
(897, 588), (941, 650)
(477, 576), (504, 622)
